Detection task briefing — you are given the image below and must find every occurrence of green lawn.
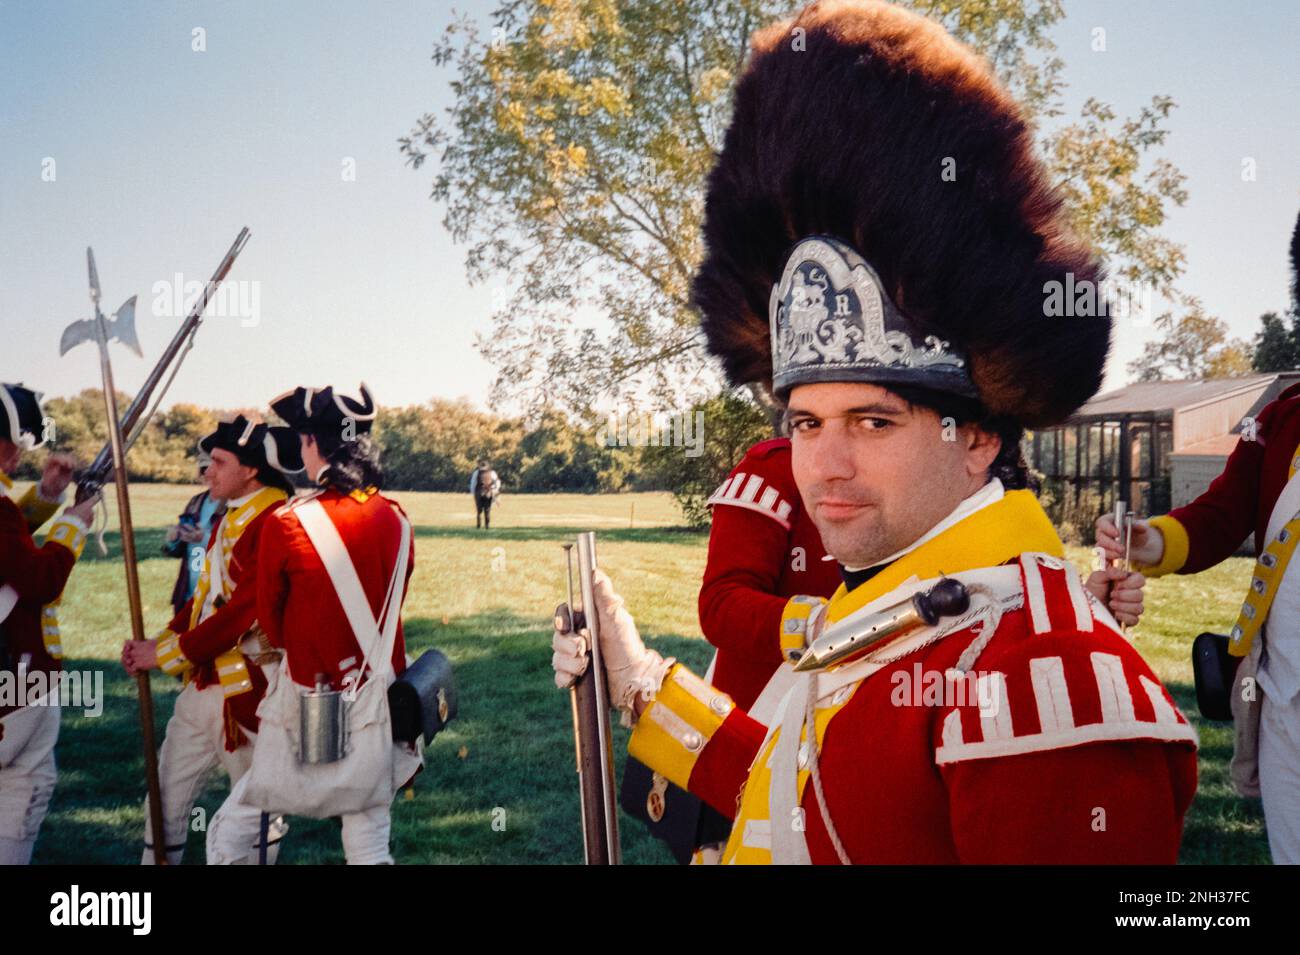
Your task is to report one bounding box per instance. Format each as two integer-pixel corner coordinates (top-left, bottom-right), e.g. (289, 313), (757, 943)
(26, 483), (1269, 863)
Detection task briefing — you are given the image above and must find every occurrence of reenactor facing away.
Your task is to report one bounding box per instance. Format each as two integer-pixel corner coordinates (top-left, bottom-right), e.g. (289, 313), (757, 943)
(554, 0), (1195, 864)
(469, 458), (500, 529)
(121, 416), (302, 864)
(207, 384), (419, 865)
(0, 383), (94, 864)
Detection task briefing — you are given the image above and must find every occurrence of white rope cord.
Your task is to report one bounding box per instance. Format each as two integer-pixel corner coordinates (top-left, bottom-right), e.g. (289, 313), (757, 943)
(803, 673), (852, 865)
(92, 493), (109, 556)
(948, 584), (1003, 675)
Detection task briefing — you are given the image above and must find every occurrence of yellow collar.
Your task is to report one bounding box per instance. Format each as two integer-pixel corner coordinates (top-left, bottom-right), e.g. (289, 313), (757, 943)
(826, 489), (1064, 623)
(222, 486), (287, 538)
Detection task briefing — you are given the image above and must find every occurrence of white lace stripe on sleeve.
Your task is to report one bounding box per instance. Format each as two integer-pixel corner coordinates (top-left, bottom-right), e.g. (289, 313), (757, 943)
(706, 472), (793, 530)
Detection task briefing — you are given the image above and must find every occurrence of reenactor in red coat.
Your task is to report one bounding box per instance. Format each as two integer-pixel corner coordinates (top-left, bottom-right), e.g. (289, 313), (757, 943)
(701, 437), (843, 712)
(1097, 209), (1300, 863)
(555, 0), (1194, 864)
(122, 415), (302, 864)
(207, 384), (416, 865)
(0, 383), (95, 864)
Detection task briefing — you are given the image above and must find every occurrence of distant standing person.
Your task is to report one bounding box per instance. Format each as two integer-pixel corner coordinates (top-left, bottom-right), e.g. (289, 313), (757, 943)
(162, 443), (225, 617)
(469, 458), (500, 529)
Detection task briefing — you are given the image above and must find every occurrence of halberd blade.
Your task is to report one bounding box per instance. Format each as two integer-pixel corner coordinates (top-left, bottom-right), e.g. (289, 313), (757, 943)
(113, 296), (142, 357)
(87, 247), (101, 304)
(59, 318), (97, 356)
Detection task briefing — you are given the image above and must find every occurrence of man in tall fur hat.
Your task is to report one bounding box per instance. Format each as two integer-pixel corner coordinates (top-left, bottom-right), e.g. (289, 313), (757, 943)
(553, 0), (1194, 863)
(1098, 207), (1300, 863)
(122, 415), (302, 864)
(0, 383), (95, 864)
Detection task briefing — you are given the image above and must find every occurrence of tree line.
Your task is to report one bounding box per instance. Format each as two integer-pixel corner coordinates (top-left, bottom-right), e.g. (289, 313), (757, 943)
(16, 390), (773, 525)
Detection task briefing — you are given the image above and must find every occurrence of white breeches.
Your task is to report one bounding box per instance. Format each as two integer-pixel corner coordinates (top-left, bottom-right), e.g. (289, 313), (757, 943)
(142, 680), (256, 865)
(1259, 692), (1300, 865)
(208, 769), (393, 865)
(0, 703), (61, 864)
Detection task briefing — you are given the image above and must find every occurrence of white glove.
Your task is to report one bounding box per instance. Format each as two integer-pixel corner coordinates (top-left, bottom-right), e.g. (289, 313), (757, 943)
(551, 568), (675, 719)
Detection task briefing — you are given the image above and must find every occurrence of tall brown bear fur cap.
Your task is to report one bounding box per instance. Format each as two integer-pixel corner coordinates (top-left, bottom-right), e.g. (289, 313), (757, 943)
(691, 0), (1111, 428)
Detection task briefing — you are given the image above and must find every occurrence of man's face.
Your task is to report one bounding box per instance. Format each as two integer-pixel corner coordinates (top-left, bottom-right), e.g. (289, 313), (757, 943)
(0, 439), (20, 476)
(205, 447), (257, 501)
(788, 382), (1000, 568)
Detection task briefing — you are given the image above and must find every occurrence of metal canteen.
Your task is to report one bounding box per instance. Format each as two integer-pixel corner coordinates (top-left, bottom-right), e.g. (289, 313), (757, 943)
(299, 675), (349, 765)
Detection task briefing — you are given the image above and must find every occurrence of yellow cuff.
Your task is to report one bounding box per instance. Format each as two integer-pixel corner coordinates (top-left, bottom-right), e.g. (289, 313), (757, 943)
(41, 604), (63, 659)
(45, 518), (87, 561)
(216, 648), (253, 698)
(779, 595), (827, 663)
(17, 486), (61, 530)
(628, 664), (734, 792)
(1133, 515), (1189, 578)
(155, 630), (193, 677)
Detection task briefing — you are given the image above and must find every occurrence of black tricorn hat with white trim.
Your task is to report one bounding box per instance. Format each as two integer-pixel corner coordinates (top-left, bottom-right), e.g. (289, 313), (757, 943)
(691, 0), (1110, 427)
(0, 382), (47, 451)
(199, 416), (303, 477)
(270, 383), (376, 451)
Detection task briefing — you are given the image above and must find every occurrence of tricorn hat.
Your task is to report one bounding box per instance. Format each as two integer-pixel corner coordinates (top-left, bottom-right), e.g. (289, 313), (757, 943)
(199, 415), (303, 478)
(692, 0), (1109, 427)
(270, 383), (376, 452)
(0, 383), (47, 451)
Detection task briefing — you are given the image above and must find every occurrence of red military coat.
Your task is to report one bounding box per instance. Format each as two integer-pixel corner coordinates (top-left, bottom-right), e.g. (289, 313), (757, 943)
(0, 477), (85, 721)
(699, 438), (842, 709)
(632, 491), (1199, 863)
(256, 487), (413, 690)
(153, 497), (284, 744)
(1145, 381), (1300, 574)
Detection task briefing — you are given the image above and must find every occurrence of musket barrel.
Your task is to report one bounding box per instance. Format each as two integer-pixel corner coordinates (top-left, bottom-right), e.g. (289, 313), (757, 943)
(79, 228), (251, 490)
(568, 533), (622, 864)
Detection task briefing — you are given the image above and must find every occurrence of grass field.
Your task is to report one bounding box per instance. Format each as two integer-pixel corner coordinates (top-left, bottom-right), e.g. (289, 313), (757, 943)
(26, 483), (1270, 864)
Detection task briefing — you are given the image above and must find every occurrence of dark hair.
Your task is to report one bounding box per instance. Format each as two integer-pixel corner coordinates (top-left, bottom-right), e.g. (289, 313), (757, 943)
(253, 464), (295, 495)
(883, 384), (1034, 492)
(317, 433), (384, 494)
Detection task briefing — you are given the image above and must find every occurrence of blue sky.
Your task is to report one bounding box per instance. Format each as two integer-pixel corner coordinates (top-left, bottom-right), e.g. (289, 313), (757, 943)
(1, 0), (1297, 413)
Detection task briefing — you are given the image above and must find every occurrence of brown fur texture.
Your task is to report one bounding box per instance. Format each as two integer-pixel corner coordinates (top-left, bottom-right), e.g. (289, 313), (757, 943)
(692, 0), (1110, 427)
(1291, 208), (1299, 307)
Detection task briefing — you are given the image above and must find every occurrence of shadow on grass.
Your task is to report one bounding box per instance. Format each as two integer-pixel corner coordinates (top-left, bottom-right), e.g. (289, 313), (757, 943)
(35, 656), (182, 864)
(389, 611), (713, 865)
(35, 612), (715, 865)
(1164, 679), (1270, 865)
(35, 634), (1271, 864)
(75, 527), (173, 564)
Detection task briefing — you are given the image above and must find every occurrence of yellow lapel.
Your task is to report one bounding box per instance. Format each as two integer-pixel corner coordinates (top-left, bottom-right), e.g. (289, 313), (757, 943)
(826, 489), (1064, 622)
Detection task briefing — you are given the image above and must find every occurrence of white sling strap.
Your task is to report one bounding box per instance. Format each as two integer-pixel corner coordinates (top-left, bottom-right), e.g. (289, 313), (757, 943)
(1263, 461), (1300, 551)
(294, 499), (411, 686)
(0, 584), (18, 626)
(768, 675), (814, 865)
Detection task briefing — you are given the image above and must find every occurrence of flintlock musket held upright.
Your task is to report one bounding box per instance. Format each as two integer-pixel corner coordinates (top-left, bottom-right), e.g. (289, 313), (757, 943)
(559, 534), (621, 864)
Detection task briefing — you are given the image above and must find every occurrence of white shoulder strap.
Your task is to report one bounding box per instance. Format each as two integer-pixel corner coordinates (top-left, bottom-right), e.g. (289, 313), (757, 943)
(0, 584), (18, 626)
(1264, 461), (1300, 545)
(294, 500), (411, 684)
